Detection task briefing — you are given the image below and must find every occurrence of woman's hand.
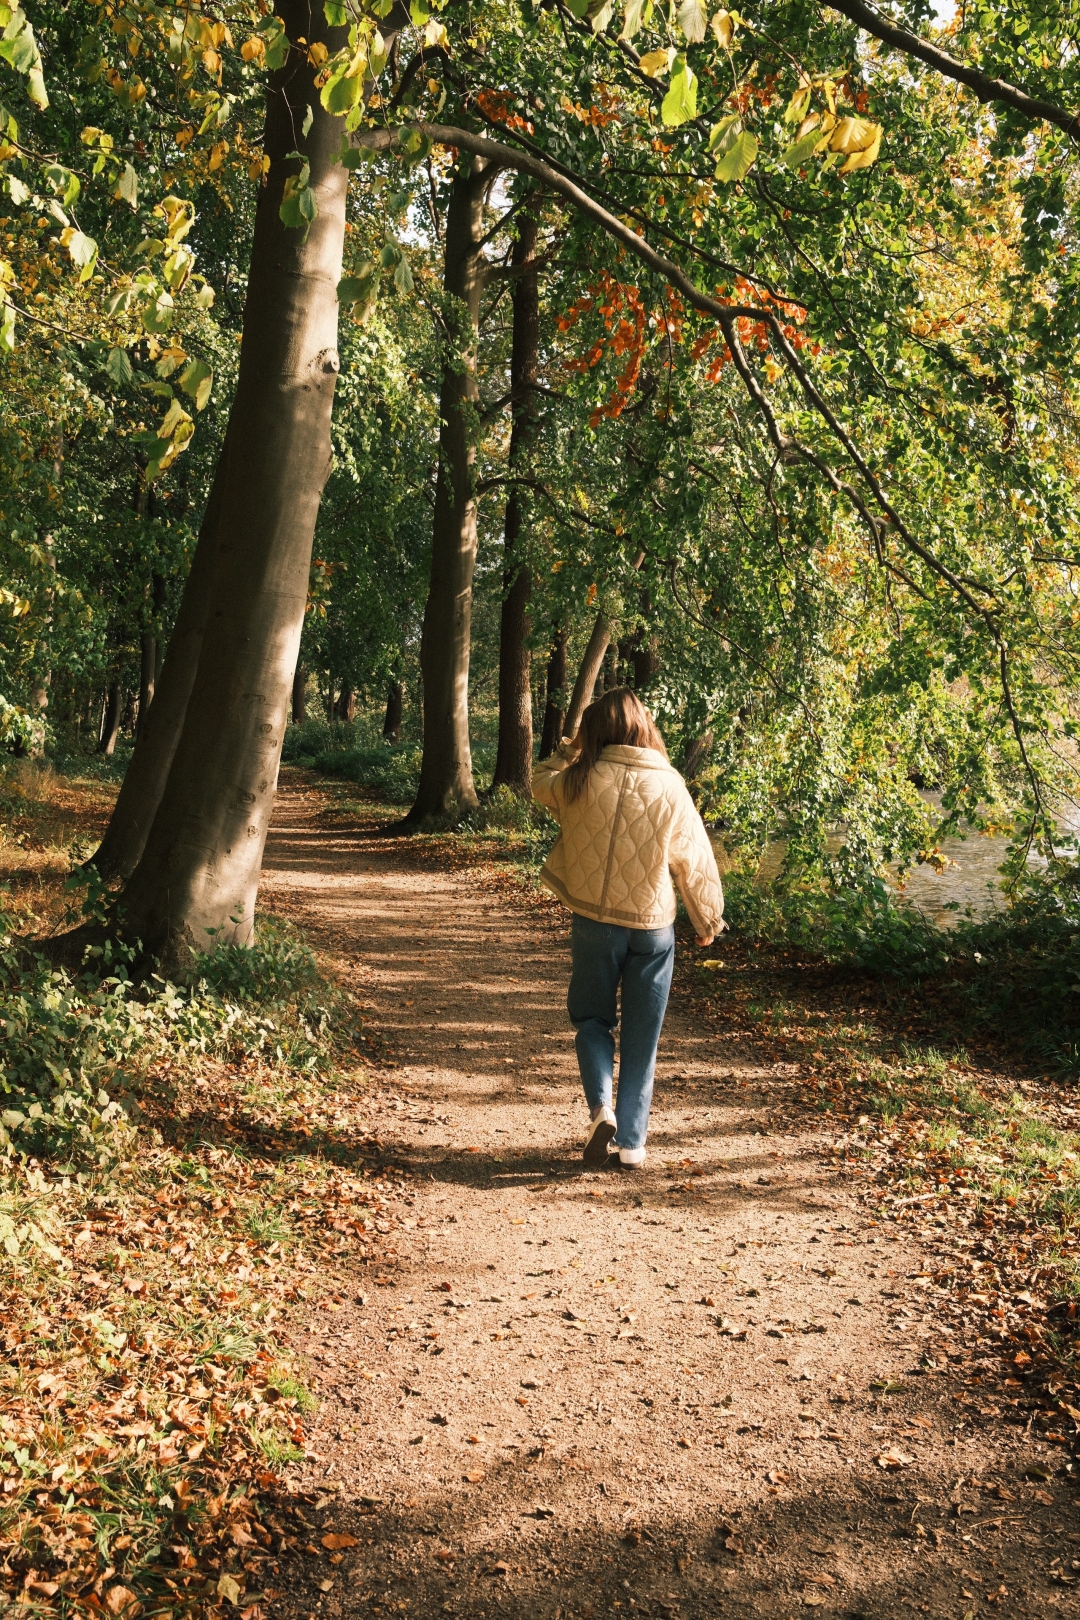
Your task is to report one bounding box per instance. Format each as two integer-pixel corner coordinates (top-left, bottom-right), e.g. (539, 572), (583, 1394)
(696, 934), (715, 948)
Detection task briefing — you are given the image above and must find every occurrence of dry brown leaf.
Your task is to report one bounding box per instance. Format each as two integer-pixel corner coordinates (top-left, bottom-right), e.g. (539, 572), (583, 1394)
(321, 1532), (359, 1550)
(875, 1449), (914, 1470)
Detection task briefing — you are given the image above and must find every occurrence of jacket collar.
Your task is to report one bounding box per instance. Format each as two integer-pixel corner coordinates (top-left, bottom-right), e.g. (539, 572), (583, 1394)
(600, 745), (671, 768)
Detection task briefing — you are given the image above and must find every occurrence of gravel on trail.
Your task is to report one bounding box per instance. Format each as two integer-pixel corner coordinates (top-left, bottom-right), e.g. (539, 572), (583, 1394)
(258, 776), (1076, 1620)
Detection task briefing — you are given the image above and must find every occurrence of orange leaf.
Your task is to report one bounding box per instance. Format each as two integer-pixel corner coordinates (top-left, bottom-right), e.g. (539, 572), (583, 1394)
(321, 1533), (359, 1550)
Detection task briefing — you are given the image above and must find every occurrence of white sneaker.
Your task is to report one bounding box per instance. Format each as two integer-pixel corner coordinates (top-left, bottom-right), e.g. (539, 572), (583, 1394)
(618, 1146), (646, 1167)
(583, 1106), (617, 1167)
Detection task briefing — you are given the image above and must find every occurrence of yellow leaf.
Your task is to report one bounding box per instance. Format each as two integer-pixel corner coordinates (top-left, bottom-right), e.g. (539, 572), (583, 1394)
(829, 116), (877, 154)
(710, 9), (734, 47)
(839, 125), (882, 171)
(638, 47), (675, 78)
(308, 41), (329, 66)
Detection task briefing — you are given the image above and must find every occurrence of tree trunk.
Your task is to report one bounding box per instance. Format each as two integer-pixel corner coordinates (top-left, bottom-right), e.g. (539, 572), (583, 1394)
(383, 680), (403, 741)
(98, 683), (123, 757)
(291, 662), (307, 725)
(563, 613), (611, 741)
(683, 730), (714, 781)
(335, 681), (356, 722)
(90, 453), (228, 881)
(404, 157), (494, 824)
(539, 623), (568, 759)
(492, 209), (540, 797)
(630, 589), (659, 691)
(115, 3), (352, 964)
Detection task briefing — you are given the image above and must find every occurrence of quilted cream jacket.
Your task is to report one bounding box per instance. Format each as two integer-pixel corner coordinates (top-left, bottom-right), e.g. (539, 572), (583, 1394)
(532, 743), (725, 938)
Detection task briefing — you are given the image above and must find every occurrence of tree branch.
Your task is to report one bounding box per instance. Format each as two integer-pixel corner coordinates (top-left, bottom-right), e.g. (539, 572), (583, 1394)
(826, 0), (1080, 142)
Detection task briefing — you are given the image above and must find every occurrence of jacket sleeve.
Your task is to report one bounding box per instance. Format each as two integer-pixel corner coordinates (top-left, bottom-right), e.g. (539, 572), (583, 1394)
(668, 783), (726, 938)
(532, 748), (570, 818)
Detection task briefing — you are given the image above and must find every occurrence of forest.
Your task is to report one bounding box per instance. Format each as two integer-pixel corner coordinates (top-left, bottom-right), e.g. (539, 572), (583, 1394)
(1, 0), (1080, 1616)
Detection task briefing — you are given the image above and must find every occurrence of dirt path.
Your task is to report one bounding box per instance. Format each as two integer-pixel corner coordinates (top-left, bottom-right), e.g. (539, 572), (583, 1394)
(260, 777), (1072, 1620)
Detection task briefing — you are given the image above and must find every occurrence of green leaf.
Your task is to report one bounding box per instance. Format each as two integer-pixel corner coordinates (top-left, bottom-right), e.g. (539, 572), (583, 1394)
(588, 0), (614, 33)
(322, 67), (364, 114)
(301, 103), (314, 138)
(324, 1), (348, 22)
(707, 113), (740, 154)
(7, 173), (29, 206)
(618, 0), (647, 42)
(26, 67), (47, 110)
(409, 0), (431, 23)
(714, 128), (757, 181)
(338, 264), (377, 304)
(660, 56), (697, 128)
(340, 143), (375, 169)
(141, 292), (174, 334)
(0, 299), (14, 354)
(257, 15), (290, 71)
(676, 0), (708, 43)
(178, 357), (213, 411)
(782, 127), (822, 168)
(65, 230), (98, 279)
(106, 346), (133, 387)
(280, 156), (318, 236)
(114, 161), (138, 208)
(393, 253), (413, 294)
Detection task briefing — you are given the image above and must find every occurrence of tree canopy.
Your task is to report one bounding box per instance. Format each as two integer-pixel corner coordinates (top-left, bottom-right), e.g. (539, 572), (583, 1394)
(0, 0), (1077, 897)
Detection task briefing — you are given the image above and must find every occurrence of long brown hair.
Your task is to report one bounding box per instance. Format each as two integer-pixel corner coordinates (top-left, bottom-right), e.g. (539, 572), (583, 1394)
(562, 688), (668, 803)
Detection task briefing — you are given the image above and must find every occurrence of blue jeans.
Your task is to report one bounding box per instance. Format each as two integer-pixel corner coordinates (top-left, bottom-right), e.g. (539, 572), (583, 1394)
(567, 914), (675, 1152)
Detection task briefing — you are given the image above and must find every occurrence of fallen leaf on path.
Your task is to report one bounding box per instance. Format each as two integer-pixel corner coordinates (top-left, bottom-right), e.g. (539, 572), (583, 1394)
(875, 1449), (915, 1470)
(1034, 1489), (1055, 1505)
(464, 1470), (485, 1483)
(105, 1588), (138, 1616)
(321, 1533), (359, 1550)
(766, 1468), (790, 1485)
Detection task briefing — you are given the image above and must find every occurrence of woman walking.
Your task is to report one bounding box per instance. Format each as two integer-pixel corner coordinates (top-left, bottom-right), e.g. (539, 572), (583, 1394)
(533, 689), (725, 1168)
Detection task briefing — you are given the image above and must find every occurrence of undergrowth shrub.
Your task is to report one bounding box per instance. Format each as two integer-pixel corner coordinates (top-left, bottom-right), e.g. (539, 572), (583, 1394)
(0, 912), (343, 1170)
(310, 741), (425, 803)
(723, 852), (1080, 1075)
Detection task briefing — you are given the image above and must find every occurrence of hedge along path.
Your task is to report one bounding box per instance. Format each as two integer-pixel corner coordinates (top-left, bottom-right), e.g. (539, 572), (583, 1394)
(259, 773), (1072, 1620)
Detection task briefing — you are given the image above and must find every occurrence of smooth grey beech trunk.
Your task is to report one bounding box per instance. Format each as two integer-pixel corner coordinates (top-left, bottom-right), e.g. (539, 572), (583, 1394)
(404, 158), (494, 823)
(492, 209), (539, 797)
(91, 442), (228, 880)
(563, 613), (611, 741)
(116, 5), (350, 963)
